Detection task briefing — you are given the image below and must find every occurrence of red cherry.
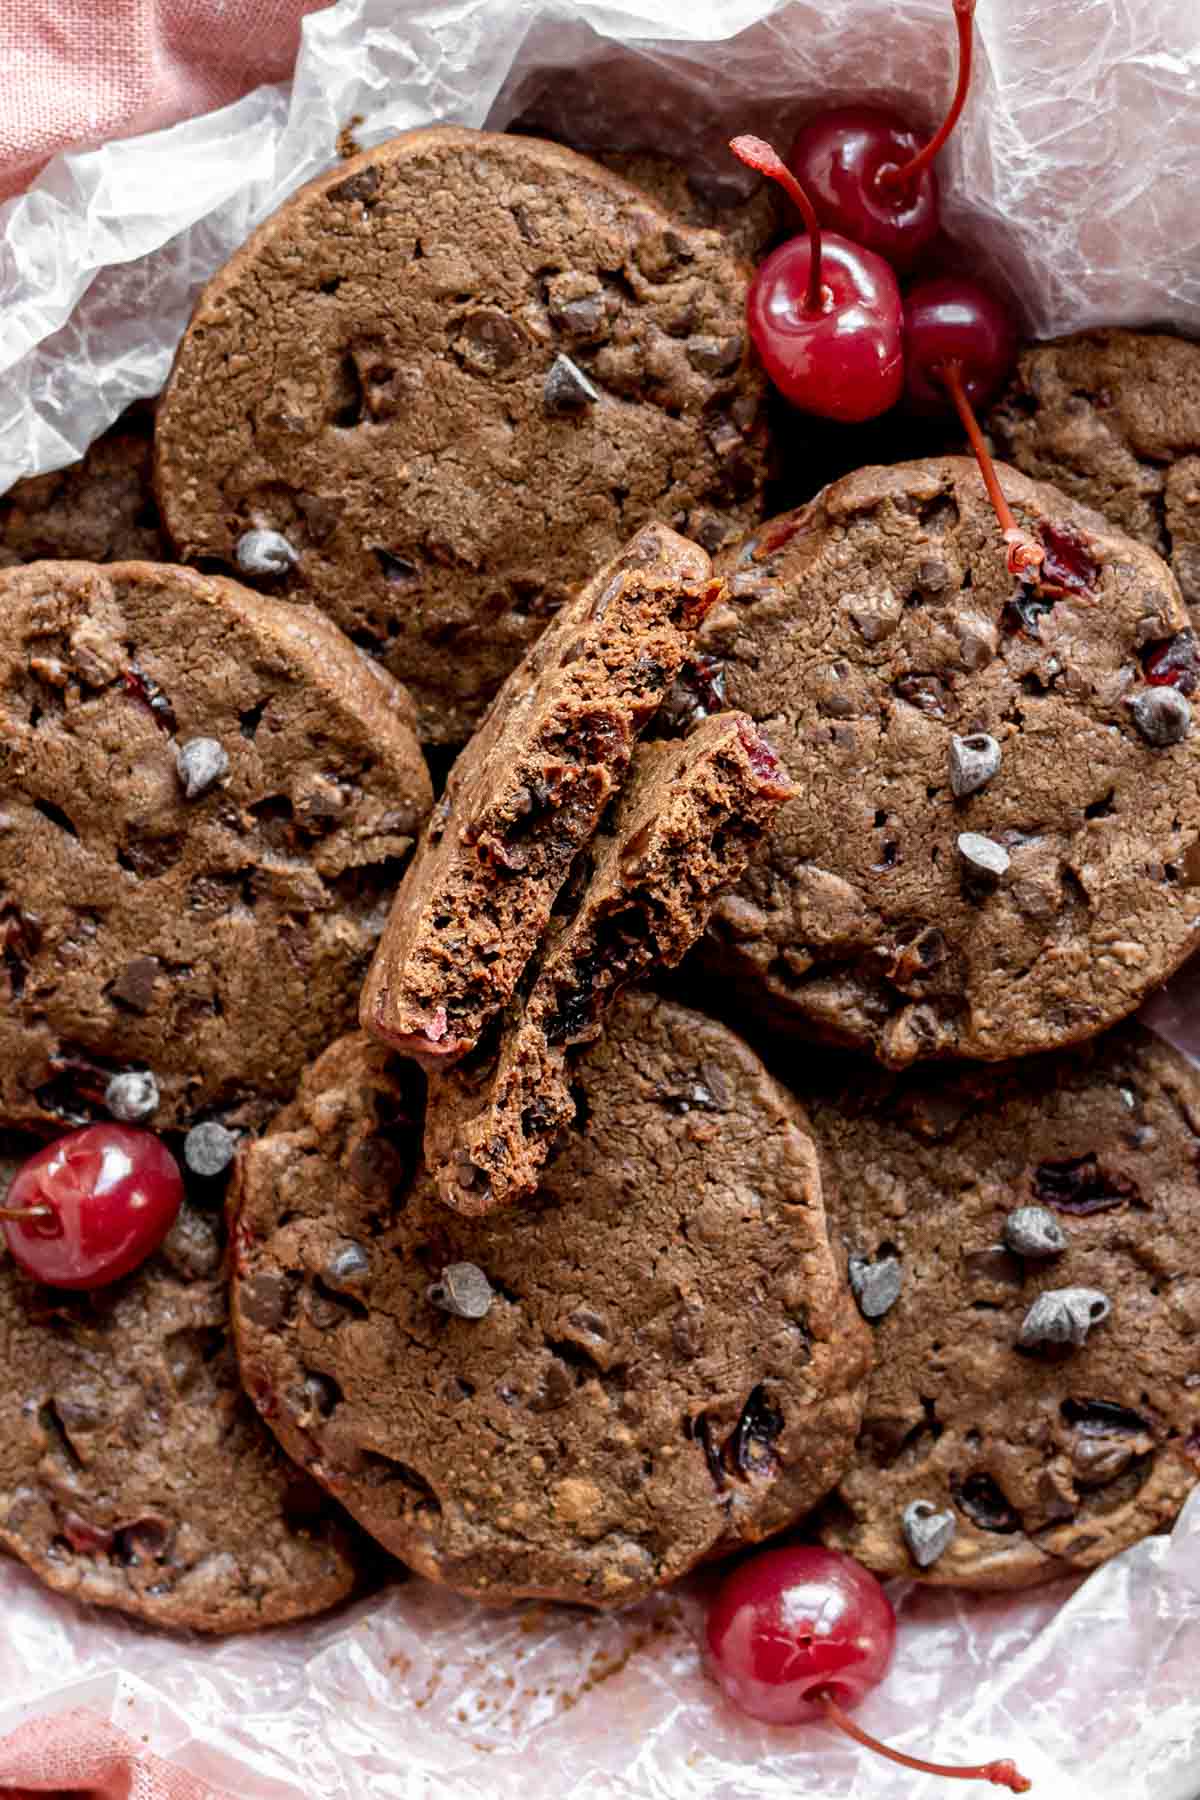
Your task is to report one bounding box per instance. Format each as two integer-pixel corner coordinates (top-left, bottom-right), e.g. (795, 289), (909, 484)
(705, 1545), (1031, 1792)
(904, 274), (1016, 417)
(789, 0), (977, 273)
(731, 137), (903, 424)
(2, 1125), (183, 1289)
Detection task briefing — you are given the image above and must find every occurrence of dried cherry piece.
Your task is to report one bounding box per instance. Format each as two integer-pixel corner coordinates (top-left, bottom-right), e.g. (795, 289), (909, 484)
(123, 665), (178, 735)
(1143, 629), (1200, 696)
(1031, 1153), (1142, 1216)
(1036, 521), (1098, 598)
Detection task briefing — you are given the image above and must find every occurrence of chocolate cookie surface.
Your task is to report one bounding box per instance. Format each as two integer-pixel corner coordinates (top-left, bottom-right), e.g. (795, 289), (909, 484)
(703, 455), (1200, 1066)
(0, 1137), (361, 1632)
(989, 330), (1200, 622)
(804, 1024), (1200, 1588)
(154, 126), (771, 744)
(0, 410), (170, 569)
(595, 150), (779, 263)
(232, 992), (870, 1607)
(0, 561), (431, 1132)
(360, 523), (712, 1063)
(424, 711), (793, 1214)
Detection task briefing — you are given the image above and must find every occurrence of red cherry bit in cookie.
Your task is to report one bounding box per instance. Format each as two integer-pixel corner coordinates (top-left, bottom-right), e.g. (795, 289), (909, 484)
(706, 1544), (1031, 1791)
(789, 0), (977, 271)
(730, 135), (903, 423)
(1, 1124), (183, 1289)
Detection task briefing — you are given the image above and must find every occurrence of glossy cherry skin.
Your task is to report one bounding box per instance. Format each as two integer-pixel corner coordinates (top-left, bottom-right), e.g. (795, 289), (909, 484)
(705, 1545), (897, 1726)
(790, 107), (938, 273)
(749, 234), (903, 424)
(903, 274), (1016, 416)
(4, 1125), (183, 1289)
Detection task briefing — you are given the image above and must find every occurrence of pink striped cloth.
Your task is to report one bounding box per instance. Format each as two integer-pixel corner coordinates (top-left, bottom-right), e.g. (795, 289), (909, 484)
(0, 0), (328, 202)
(0, 1710), (234, 1799)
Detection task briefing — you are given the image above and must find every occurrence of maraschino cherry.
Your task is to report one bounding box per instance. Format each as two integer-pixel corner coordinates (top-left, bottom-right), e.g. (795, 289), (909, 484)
(706, 1545), (1031, 1791)
(731, 136), (903, 423)
(1, 1124), (183, 1289)
(789, 0), (977, 272)
(902, 272), (1045, 582)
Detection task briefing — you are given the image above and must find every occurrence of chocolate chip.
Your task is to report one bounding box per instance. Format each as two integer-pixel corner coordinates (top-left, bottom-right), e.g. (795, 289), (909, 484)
(105, 1069), (158, 1122)
(1032, 1153), (1141, 1215)
(848, 1252), (903, 1320)
(326, 1242), (370, 1284)
(160, 1207), (221, 1280)
(183, 1121), (237, 1178)
(113, 1514), (172, 1564)
(239, 1271), (290, 1330)
(1003, 1205), (1067, 1259)
(1129, 686), (1192, 746)
(553, 293), (608, 339)
(949, 732), (1002, 799)
(328, 164), (381, 204)
(728, 1383), (785, 1477)
(1017, 1286), (1112, 1349)
(543, 354), (600, 416)
(176, 737), (229, 800)
(957, 831), (1011, 880)
(297, 494), (343, 542)
(235, 529), (299, 577)
(901, 1498), (957, 1567)
(456, 309), (527, 375)
(109, 956), (159, 1013)
(428, 1261), (493, 1320)
(951, 1471), (1022, 1534)
(686, 334), (744, 376)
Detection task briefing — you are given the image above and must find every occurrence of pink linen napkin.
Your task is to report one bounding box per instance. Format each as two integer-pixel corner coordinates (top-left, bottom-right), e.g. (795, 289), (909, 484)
(0, 1708), (233, 1799)
(0, 0), (328, 203)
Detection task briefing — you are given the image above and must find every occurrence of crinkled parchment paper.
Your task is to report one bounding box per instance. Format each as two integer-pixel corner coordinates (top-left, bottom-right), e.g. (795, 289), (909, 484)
(1, 1), (1199, 1794)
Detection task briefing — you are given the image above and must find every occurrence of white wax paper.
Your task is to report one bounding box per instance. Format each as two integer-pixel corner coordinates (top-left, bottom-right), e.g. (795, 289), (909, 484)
(3, 0), (1200, 1794)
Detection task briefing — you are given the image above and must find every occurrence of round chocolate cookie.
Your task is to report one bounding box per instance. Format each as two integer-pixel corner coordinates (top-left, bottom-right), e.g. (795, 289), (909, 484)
(231, 991), (870, 1607)
(989, 329), (1200, 622)
(0, 1136), (362, 1632)
(0, 408), (170, 569)
(802, 1023), (1200, 1589)
(154, 126), (771, 745)
(703, 455), (1200, 1067)
(0, 561), (431, 1132)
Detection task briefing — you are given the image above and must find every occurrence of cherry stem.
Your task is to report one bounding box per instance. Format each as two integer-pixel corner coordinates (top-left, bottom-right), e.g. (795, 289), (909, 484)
(730, 134), (824, 315)
(0, 1204), (52, 1222)
(880, 0), (976, 192)
(936, 358), (1043, 578)
(819, 1694), (1032, 1793)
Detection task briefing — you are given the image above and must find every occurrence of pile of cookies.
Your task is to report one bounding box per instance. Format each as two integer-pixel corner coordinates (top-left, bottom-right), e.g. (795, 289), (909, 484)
(1, 115), (1198, 1644)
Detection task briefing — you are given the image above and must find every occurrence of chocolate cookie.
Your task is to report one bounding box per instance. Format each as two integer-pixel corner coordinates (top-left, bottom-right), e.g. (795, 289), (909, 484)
(989, 330), (1200, 621)
(702, 456), (1200, 1067)
(595, 150), (780, 263)
(232, 991), (870, 1608)
(154, 126), (771, 744)
(0, 561), (431, 1132)
(424, 711), (793, 1214)
(0, 1137), (361, 1631)
(0, 409), (170, 569)
(802, 1023), (1200, 1588)
(359, 523), (713, 1064)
